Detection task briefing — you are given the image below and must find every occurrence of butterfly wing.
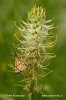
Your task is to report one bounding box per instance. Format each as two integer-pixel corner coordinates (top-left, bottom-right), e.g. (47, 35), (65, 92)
(14, 55), (27, 73)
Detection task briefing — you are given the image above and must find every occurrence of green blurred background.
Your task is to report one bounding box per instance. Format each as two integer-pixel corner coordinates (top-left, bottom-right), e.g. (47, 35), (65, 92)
(0, 0), (66, 100)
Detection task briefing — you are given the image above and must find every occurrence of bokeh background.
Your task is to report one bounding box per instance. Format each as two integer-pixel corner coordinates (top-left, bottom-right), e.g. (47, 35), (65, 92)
(0, 0), (66, 100)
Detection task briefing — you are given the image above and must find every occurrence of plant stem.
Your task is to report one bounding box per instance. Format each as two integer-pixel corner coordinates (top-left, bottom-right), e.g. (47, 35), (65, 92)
(28, 92), (32, 100)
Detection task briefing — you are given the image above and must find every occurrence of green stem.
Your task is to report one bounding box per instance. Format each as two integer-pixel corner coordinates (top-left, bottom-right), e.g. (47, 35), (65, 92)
(28, 92), (32, 100)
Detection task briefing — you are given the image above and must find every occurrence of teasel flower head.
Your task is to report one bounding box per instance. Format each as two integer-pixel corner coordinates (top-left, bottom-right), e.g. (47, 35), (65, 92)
(15, 6), (57, 93)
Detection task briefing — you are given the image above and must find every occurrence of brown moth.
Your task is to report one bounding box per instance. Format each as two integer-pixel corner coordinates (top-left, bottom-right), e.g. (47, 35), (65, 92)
(14, 54), (27, 73)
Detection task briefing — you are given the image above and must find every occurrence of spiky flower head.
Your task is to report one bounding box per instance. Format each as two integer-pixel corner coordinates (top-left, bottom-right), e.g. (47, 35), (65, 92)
(15, 6), (56, 93)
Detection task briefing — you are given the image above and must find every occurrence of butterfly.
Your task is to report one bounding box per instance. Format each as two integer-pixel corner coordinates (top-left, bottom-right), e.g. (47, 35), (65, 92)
(14, 54), (27, 73)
